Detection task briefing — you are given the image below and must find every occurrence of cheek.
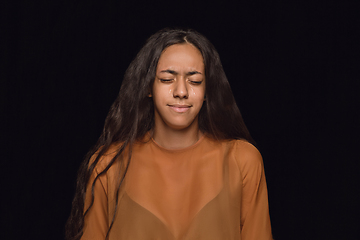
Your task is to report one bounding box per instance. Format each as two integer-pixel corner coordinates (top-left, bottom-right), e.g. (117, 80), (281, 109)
(152, 84), (172, 104)
(189, 86), (205, 100)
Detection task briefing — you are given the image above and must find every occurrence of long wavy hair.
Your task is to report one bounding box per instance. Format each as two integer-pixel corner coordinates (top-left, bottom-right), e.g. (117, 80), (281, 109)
(65, 28), (254, 240)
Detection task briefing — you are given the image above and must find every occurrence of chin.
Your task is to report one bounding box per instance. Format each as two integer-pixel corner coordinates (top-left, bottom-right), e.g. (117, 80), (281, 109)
(165, 119), (197, 131)
(165, 123), (190, 131)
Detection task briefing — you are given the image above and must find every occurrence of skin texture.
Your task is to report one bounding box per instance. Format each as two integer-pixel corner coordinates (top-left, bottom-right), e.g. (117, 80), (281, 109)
(152, 43), (206, 149)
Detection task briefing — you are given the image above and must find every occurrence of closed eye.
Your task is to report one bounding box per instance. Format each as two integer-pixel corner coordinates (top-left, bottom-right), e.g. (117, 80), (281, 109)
(189, 80), (203, 85)
(160, 79), (173, 83)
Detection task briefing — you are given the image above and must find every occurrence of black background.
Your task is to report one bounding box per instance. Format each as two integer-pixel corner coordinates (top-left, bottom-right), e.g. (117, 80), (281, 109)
(2, 1), (359, 239)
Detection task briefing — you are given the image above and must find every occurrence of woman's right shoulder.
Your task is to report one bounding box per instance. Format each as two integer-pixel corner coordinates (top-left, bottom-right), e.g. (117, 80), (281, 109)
(89, 142), (124, 172)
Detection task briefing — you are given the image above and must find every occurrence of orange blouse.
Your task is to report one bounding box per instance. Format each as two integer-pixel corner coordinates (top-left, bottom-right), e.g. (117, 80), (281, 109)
(82, 135), (273, 240)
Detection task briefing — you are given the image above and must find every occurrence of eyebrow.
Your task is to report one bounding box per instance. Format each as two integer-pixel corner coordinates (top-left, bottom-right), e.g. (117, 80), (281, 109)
(159, 69), (202, 75)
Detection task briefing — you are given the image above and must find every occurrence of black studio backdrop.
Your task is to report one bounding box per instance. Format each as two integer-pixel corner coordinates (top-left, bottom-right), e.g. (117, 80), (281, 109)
(2, 1), (359, 240)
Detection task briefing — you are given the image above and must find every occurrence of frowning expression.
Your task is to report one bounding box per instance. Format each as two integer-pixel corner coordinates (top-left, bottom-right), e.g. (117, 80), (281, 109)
(152, 43), (205, 131)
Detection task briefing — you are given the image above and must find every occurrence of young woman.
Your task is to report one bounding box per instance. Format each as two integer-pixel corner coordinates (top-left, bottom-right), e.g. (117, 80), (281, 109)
(66, 28), (273, 240)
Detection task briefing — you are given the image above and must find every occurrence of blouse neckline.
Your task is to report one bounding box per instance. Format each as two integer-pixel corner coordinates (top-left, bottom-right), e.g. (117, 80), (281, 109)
(150, 133), (206, 153)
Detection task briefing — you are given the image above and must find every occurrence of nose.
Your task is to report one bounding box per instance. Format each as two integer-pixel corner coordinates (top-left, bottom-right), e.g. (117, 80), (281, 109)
(173, 78), (188, 99)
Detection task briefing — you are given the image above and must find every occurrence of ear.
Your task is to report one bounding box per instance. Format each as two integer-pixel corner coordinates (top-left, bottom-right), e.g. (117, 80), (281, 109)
(148, 93), (152, 97)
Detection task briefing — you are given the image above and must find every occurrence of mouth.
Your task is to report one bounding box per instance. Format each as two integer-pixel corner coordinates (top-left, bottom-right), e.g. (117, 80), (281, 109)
(168, 104), (192, 113)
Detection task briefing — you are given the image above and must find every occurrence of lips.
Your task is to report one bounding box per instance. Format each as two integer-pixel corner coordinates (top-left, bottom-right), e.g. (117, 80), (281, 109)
(168, 104), (191, 113)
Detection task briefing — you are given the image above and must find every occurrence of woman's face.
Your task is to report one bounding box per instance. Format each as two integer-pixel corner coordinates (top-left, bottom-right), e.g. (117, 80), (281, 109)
(152, 43), (206, 131)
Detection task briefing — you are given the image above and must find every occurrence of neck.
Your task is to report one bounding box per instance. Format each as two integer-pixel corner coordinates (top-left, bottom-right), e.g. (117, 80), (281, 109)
(152, 122), (202, 150)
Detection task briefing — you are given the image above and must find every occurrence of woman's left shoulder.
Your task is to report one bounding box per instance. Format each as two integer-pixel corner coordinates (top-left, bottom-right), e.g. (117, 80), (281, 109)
(230, 139), (263, 168)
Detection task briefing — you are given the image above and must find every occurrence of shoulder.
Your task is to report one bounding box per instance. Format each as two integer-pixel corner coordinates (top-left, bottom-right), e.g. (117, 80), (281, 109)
(230, 139), (264, 172)
(89, 142), (124, 173)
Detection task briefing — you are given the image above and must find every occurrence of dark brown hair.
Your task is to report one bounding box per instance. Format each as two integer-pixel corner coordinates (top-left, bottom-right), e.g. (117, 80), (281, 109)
(65, 28), (254, 240)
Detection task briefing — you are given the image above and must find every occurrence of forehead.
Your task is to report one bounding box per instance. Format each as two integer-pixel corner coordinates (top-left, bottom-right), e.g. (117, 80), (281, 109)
(156, 44), (204, 72)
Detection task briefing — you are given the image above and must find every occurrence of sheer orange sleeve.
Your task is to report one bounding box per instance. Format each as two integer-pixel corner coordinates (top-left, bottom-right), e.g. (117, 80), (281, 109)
(236, 141), (273, 240)
(81, 164), (109, 240)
